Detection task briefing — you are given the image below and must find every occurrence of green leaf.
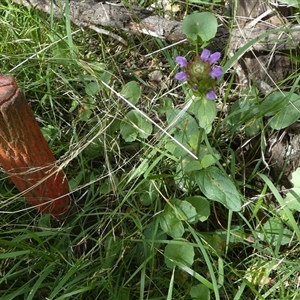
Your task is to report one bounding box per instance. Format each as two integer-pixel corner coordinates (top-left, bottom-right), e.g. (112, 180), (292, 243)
(190, 284), (210, 300)
(38, 214), (51, 228)
(159, 210), (184, 239)
(268, 93), (300, 129)
(185, 196), (210, 222)
(120, 81), (141, 105)
(127, 159), (149, 182)
(41, 125), (59, 142)
(257, 217), (293, 246)
(120, 110), (152, 142)
(181, 156), (203, 172)
(227, 86), (260, 132)
(201, 154), (217, 169)
(284, 168), (300, 211)
(166, 109), (199, 155)
(244, 117), (261, 136)
(261, 91), (289, 117)
(160, 201), (184, 238)
(159, 199), (198, 238)
(164, 241), (195, 269)
(85, 80), (100, 96)
(279, 0), (299, 8)
(166, 109), (199, 139)
(182, 12), (218, 43)
(285, 189), (300, 212)
(136, 223), (167, 265)
(174, 164), (196, 192)
(0, 250), (30, 259)
(118, 287), (130, 299)
(158, 97), (173, 113)
(173, 199), (198, 224)
(290, 167), (300, 187)
(102, 236), (123, 268)
(138, 180), (159, 206)
(195, 166), (241, 211)
(191, 97), (216, 133)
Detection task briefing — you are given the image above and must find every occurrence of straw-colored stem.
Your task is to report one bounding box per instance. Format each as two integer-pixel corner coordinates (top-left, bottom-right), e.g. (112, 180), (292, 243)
(0, 75), (71, 219)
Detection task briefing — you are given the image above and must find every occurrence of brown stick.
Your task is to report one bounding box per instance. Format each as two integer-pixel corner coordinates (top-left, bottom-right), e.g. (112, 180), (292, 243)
(0, 75), (71, 219)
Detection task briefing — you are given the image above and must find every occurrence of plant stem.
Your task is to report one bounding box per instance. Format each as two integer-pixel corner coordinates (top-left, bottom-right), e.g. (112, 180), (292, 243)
(196, 127), (204, 158)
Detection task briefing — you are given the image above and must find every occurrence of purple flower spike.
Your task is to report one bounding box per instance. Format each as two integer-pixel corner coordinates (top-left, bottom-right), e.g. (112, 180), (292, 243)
(175, 56), (188, 68)
(210, 66), (223, 79)
(200, 49), (211, 62)
(209, 52), (221, 64)
(206, 91), (216, 100)
(175, 71), (189, 81)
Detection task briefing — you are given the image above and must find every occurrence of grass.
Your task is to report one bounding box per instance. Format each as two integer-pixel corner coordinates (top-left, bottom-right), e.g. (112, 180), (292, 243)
(1, 0), (300, 299)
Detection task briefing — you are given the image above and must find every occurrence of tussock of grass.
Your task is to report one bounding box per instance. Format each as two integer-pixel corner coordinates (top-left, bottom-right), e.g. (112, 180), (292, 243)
(1, 0), (300, 299)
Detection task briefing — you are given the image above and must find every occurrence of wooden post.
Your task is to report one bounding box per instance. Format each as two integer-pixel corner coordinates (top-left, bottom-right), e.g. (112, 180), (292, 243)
(0, 75), (71, 219)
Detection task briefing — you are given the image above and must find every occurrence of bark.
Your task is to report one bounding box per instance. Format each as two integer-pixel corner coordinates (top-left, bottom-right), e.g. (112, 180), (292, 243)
(228, 0), (297, 86)
(0, 75), (71, 219)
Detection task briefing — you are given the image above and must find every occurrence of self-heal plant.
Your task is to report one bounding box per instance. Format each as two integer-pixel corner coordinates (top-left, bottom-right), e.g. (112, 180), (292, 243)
(160, 12), (242, 299)
(175, 49), (222, 100)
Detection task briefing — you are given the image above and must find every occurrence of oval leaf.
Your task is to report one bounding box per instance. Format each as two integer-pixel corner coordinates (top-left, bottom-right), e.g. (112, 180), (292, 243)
(160, 214), (184, 239)
(120, 81), (141, 105)
(190, 284), (210, 300)
(164, 241), (195, 269)
(269, 93), (300, 129)
(190, 97), (216, 133)
(173, 199), (198, 224)
(261, 91), (289, 117)
(182, 12), (218, 42)
(120, 110), (152, 142)
(160, 207), (184, 239)
(195, 166), (241, 211)
(185, 196), (210, 222)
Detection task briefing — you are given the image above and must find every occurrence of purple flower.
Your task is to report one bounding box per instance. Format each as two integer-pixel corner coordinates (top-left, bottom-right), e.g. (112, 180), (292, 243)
(200, 49), (211, 62)
(210, 66), (223, 79)
(200, 49), (221, 65)
(209, 52), (221, 64)
(206, 91), (216, 100)
(175, 71), (189, 81)
(174, 51), (222, 100)
(175, 56), (188, 67)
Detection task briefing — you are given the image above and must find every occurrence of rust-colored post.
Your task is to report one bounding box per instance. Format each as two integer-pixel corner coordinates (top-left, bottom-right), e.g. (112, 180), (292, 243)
(0, 75), (71, 219)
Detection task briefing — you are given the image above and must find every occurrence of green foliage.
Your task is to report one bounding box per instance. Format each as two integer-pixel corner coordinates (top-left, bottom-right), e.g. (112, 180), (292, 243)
(257, 217), (294, 246)
(164, 240), (195, 268)
(195, 167), (241, 211)
(120, 110), (153, 142)
(190, 96), (217, 133)
(120, 81), (141, 105)
(182, 12), (218, 44)
(285, 168), (300, 211)
(280, 0), (299, 7)
(166, 108), (200, 155)
(266, 92), (300, 129)
(2, 0), (300, 299)
(160, 200), (185, 238)
(160, 197), (211, 238)
(190, 284), (210, 300)
(185, 196), (210, 222)
(228, 88), (300, 135)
